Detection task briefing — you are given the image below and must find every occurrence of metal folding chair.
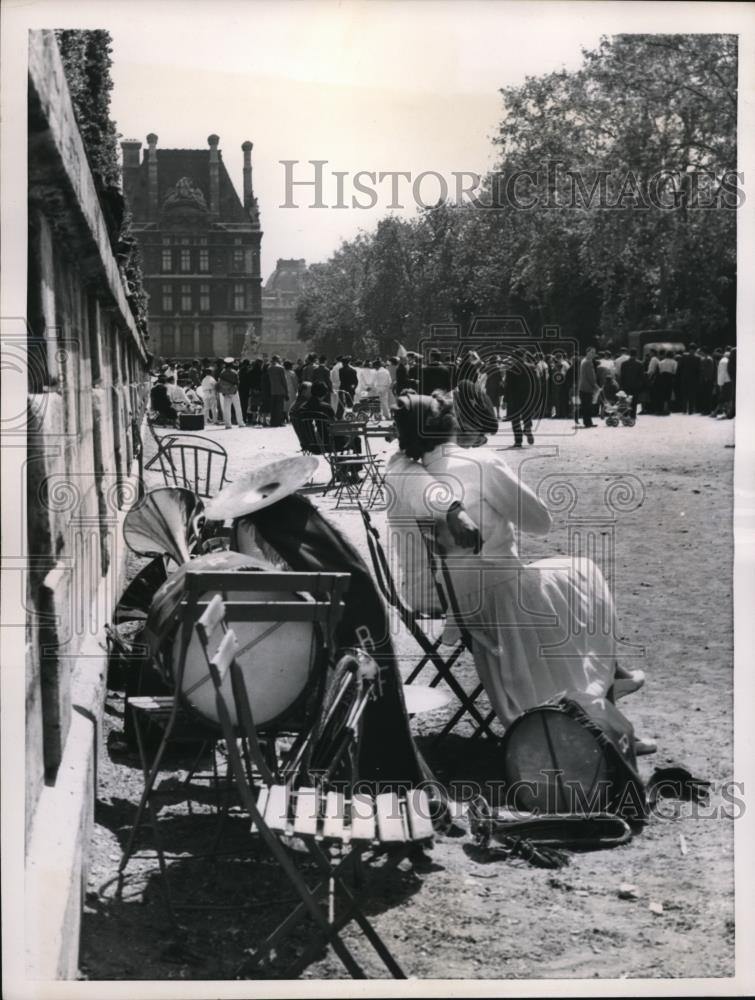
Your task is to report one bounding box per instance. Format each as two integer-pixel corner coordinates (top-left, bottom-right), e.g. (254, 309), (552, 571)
(359, 505), (498, 744)
(415, 521), (499, 742)
(195, 594), (429, 978)
(314, 419), (368, 508)
(118, 568), (351, 918)
(153, 433), (230, 498)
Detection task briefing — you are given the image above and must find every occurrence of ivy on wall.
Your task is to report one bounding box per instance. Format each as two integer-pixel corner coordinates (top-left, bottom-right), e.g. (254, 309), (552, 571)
(55, 29), (149, 339)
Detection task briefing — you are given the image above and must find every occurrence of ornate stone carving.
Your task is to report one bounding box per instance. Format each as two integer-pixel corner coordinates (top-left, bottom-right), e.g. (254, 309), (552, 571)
(162, 176), (208, 212)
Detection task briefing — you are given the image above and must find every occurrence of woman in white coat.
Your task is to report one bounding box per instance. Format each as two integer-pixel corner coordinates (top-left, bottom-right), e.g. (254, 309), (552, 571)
(386, 393), (645, 732)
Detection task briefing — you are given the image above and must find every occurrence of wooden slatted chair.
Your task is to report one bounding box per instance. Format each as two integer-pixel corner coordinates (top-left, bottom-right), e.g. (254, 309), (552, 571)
(196, 595), (432, 979)
(359, 504), (498, 744)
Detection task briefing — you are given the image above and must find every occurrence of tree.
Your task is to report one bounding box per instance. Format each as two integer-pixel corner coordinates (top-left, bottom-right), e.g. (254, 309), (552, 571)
(296, 34), (737, 354)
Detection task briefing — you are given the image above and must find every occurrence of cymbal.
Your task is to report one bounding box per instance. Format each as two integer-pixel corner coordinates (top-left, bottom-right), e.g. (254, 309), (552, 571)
(204, 454), (319, 520)
(402, 684), (452, 716)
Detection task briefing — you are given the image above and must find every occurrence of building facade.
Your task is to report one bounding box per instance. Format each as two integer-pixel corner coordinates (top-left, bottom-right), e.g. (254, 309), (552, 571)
(261, 257), (308, 359)
(22, 31), (149, 978)
(121, 134), (263, 360)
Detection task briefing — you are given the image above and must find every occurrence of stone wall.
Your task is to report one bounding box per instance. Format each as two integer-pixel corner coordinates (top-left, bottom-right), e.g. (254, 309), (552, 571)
(24, 30), (149, 978)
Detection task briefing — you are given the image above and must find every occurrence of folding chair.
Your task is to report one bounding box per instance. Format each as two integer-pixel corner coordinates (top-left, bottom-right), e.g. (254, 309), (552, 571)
(416, 521), (499, 743)
(291, 414), (321, 456)
(358, 425), (388, 509)
(142, 415), (172, 470)
(359, 505), (498, 744)
(196, 595), (431, 979)
(314, 420), (368, 508)
(154, 433), (230, 498)
(118, 568), (350, 918)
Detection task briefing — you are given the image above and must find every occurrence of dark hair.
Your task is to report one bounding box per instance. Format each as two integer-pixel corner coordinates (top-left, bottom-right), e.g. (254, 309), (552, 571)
(454, 379), (498, 436)
(283, 360), (293, 370)
(393, 393), (456, 461)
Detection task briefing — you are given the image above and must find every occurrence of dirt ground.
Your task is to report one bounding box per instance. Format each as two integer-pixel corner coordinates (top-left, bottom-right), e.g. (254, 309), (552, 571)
(79, 412), (736, 982)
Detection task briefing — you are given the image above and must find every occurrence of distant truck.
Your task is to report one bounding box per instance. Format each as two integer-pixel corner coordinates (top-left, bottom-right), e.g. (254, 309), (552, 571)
(626, 329), (686, 359)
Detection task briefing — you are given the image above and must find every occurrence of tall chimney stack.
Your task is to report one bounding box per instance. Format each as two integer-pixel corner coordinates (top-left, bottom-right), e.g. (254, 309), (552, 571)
(242, 140), (254, 209)
(121, 139), (141, 170)
(146, 133), (159, 219)
(208, 134), (220, 215)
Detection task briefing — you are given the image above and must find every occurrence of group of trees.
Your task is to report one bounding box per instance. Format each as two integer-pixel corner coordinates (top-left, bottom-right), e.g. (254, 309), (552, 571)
(296, 34), (737, 356)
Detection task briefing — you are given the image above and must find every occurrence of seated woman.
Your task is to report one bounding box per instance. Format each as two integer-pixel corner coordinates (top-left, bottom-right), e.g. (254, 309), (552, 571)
(301, 382), (363, 476)
(290, 381), (321, 453)
(386, 393), (646, 734)
(149, 379), (177, 425)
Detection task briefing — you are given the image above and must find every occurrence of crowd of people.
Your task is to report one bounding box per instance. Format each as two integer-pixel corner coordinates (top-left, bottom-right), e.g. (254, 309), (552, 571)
(147, 343), (737, 436)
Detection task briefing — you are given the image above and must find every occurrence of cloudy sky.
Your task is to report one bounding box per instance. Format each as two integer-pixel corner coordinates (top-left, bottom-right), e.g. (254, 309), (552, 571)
(12, 0), (749, 280)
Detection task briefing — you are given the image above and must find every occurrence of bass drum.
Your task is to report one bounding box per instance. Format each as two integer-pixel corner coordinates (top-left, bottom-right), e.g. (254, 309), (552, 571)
(502, 705), (613, 814)
(144, 550), (321, 730)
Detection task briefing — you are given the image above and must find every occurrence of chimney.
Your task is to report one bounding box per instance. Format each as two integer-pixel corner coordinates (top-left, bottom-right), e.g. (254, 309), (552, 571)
(242, 140), (254, 208)
(121, 139), (141, 170)
(146, 133), (159, 219)
(208, 134), (220, 215)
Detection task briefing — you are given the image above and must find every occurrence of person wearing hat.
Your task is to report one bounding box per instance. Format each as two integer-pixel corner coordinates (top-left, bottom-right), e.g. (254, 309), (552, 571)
(405, 352), (421, 392)
(217, 358), (245, 429)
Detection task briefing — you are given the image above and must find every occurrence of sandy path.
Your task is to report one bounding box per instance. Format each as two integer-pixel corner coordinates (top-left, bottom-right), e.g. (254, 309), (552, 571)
(80, 413), (735, 981)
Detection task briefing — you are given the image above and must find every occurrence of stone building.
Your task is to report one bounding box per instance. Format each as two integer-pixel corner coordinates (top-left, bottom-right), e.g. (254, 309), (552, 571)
(261, 257), (308, 359)
(21, 31), (149, 977)
(121, 134), (263, 360)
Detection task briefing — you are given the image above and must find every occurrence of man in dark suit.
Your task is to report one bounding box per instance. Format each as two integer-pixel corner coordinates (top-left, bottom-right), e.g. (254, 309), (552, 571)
(311, 354), (332, 393)
(675, 343), (701, 414)
(406, 353), (421, 391)
(504, 349), (538, 446)
(419, 349), (452, 394)
(338, 356), (359, 400)
(696, 347), (715, 414)
(619, 348), (645, 418)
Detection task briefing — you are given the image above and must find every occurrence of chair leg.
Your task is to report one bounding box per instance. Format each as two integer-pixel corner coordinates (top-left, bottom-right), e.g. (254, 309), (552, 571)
(118, 711), (180, 925)
(119, 709), (175, 873)
(280, 843), (407, 979)
(306, 842), (406, 978)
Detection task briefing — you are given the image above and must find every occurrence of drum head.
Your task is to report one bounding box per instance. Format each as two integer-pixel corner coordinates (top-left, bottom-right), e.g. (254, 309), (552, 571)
(145, 551), (320, 729)
(502, 708), (613, 814)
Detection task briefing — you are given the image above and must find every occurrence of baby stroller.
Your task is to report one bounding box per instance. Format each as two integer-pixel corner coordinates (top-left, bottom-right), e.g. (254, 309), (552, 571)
(603, 391), (635, 427)
(354, 393), (382, 423)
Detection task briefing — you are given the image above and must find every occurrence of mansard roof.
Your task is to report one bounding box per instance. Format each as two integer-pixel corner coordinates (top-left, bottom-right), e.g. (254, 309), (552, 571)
(265, 258), (307, 292)
(125, 147), (250, 224)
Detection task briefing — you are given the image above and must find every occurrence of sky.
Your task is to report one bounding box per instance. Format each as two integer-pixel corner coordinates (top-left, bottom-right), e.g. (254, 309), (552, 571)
(11, 0), (751, 281)
(103, 0), (608, 280)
